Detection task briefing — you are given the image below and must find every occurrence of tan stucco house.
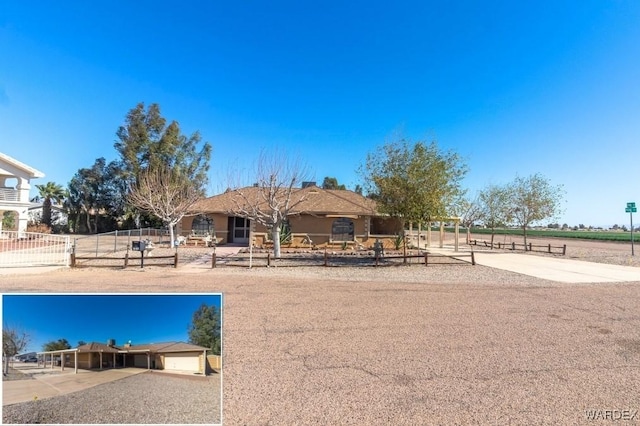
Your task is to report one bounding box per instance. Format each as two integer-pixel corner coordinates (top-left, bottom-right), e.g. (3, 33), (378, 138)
(180, 185), (402, 249)
(38, 340), (209, 375)
(0, 152), (45, 234)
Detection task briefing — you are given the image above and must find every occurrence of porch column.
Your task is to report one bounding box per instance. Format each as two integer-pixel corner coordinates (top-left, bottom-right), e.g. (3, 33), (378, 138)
(113, 353), (116, 368)
(454, 220), (459, 252)
(439, 221), (444, 248)
(74, 351), (78, 374)
(51, 354), (54, 370)
(427, 222), (432, 247)
(203, 350), (207, 375)
(100, 352), (103, 370)
(61, 353), (65, 371)
(147, 352), (150, 370)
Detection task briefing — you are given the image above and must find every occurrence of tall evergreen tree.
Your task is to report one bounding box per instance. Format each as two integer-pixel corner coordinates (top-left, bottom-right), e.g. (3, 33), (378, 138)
(114, 102), (212, 192)
(188, 304), (221, 355)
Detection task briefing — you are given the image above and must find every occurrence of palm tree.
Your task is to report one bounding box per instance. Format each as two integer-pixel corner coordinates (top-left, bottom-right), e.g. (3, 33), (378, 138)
(34, 182), (66, 227)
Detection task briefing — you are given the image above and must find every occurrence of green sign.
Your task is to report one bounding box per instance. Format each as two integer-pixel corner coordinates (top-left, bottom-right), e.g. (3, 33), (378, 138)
(627, 207), (637, 213)
(628, 202), (636, 209)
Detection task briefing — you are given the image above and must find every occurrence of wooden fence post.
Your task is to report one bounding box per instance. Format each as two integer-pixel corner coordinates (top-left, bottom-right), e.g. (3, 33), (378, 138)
(471, 250), (476, 266)
(174, 252), (179, 268)
(211, 253), (216, 268)
(71, 253), (76, 268)
(324, 250), (328, 267)
(267, 252), (271, 267)
(512, 242), (515, 251)
(548, 244), (551, 253)
(562, 244), (566, 255)
(529, 242), (532, 252)
(424, 252), (428, 267)
(123, 253), (128, 268)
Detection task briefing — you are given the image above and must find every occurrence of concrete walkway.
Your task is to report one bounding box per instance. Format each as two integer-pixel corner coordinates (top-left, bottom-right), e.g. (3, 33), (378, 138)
(471, 251), (640, 283)
(3, 368), (148, 406)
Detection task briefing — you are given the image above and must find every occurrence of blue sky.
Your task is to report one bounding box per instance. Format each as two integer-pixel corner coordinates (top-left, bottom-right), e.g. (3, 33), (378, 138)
(2, 293), (221, 354)
(1, 1), (639, 227)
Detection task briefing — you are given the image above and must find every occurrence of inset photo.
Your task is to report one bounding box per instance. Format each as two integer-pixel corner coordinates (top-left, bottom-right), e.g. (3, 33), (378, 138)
(2, 293), (222, 425)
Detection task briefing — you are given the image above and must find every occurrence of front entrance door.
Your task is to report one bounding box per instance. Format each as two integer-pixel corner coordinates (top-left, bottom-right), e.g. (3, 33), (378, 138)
(232, 217), (250, 244)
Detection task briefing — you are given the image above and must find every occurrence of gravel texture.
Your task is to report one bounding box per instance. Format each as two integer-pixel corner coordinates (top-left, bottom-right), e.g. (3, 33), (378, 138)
(2, 371), (221, 424)
(2, 237), (640, 425)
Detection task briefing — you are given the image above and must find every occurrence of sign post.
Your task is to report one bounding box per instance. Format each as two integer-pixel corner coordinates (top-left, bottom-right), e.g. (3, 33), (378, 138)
(626, 202), (636, 256)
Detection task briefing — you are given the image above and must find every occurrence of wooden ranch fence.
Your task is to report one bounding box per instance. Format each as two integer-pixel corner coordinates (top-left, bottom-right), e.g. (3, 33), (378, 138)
(71, 252), (179, 268)
(470, 239), (566, 255)
(211, 250), (475, 268)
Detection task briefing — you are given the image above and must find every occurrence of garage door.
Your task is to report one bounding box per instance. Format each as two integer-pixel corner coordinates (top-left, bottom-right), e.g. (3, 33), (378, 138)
(163, 352), (200, 372)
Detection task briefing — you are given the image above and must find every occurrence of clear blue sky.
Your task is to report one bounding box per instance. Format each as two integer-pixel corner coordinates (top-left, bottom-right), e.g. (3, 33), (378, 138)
(2, 293), (221, 354)
(1, 1), (639, 227)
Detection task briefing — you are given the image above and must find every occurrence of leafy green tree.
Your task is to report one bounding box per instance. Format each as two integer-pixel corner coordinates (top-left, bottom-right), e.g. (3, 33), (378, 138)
(478, 184), (513, 248)
(321, 177), (346, 190)
(508, 173), (564, 247)
(67, 158), (125, 233)
(188, 303), (221, 356)
(34, 182), (65, 228)
(114, 102), (212, 192)
(2, 211), (16, 231)
(42, 338), (71, 352)
(360, 138), (466, 226)
(77, 340), (87, 347)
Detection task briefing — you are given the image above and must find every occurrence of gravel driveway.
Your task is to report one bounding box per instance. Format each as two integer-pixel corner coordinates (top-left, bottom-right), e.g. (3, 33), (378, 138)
(2, 372), (221, 424)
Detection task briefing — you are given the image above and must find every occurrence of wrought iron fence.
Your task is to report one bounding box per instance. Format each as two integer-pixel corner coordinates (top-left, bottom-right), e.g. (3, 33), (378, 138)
(0, 231), (72, 267)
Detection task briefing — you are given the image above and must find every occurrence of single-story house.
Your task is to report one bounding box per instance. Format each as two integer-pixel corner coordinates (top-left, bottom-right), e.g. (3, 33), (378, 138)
(180, 184), (404, 249)
(180, 184), (462, 250)
(37, 340), (209, 375)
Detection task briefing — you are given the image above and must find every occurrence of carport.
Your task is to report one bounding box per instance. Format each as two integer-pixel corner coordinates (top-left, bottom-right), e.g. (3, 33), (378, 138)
(37, 348), (79, 374)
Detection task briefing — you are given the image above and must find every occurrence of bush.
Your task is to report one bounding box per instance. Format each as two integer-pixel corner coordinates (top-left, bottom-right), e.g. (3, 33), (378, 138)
(26, 223), (52, 234)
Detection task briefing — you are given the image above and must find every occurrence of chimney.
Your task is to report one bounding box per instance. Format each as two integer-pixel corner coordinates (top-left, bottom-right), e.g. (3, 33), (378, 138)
(107, 339), (116, 347)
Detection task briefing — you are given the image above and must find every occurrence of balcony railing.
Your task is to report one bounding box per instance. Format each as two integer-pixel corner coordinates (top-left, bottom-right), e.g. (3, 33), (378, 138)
(0, 188), (20, 202)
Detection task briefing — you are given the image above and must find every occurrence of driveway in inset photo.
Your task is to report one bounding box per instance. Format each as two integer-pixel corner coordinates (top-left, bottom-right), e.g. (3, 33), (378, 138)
(3, 367), (147, 406)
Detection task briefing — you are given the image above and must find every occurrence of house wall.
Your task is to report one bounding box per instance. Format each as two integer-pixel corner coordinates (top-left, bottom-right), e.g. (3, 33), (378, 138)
(181, 214), (230, 244)
(181, 213), (405, 248)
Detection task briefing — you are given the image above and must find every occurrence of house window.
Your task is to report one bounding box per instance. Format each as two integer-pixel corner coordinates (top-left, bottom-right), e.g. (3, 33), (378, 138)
(191, 215), (213, 236)
(331, 218), (354, 241)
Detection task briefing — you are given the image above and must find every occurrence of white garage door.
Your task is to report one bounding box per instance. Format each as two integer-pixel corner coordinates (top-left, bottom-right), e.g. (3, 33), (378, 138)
(164, 352), (200, 372)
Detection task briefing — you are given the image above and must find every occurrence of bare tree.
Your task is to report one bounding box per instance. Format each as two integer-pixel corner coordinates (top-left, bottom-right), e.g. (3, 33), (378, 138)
(3, 325), (30, 375)
(227, 151), (311, 258)
(478, 184), (513, 249)
(450, 194), (483, 244)
(127, 168), (203, 246)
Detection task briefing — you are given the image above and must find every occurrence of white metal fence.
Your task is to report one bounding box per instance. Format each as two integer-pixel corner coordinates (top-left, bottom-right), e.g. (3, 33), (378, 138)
(0, 231), (72, 267)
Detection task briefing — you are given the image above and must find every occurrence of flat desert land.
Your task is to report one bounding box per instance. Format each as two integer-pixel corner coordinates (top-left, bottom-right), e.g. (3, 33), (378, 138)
(2, 237), (640, 425)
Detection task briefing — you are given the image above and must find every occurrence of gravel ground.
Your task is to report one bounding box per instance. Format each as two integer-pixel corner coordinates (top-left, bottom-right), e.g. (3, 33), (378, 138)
(2, 237), (639, 425)
(2, 371), (221, 424)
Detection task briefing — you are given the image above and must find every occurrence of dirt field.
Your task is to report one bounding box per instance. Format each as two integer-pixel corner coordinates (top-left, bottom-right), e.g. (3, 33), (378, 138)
(2, 237), (640, 424)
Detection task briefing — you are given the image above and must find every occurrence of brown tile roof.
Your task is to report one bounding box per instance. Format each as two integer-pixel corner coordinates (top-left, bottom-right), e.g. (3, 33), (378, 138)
(77, 341), (208, 353)
(77, 342), (120, 353)
(192, 186), (378, 216)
